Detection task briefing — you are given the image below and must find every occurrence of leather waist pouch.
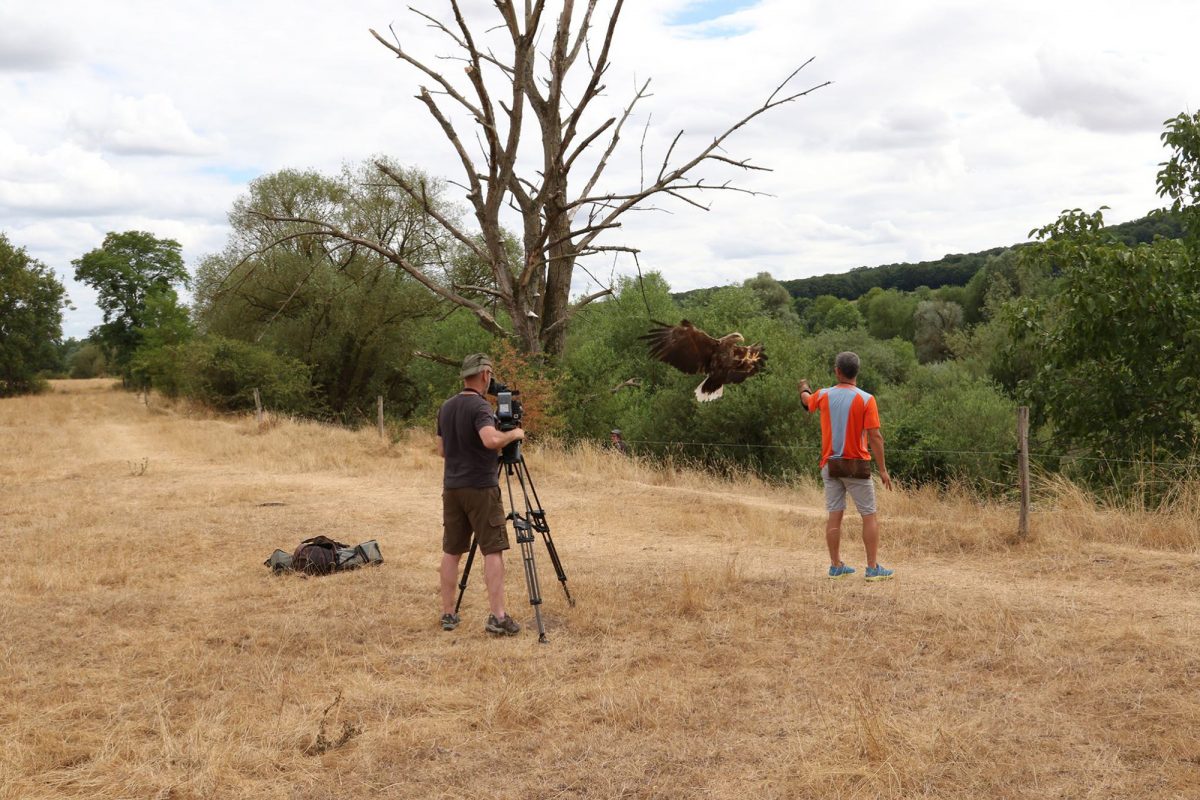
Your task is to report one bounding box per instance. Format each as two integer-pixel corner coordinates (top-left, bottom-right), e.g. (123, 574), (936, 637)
(827, 458), (871, 480)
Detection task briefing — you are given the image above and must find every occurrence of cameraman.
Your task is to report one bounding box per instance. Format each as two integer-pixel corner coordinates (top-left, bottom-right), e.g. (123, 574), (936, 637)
(435, 353), (525, 635)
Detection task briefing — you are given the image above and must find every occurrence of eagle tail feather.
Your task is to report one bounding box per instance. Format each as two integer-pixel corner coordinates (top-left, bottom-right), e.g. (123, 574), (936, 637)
(695, 377), (724, 402)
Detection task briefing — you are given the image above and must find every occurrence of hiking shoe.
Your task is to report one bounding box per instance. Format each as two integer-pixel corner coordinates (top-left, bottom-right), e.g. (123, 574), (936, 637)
(865, 564), (894, 582)
(828, 563), (856, 579)
(485, 614), (521, 636)
(440, 613), (460, 631)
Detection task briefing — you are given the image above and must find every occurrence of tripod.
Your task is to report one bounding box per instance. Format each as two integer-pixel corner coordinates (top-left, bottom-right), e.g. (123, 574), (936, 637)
(454, 441), (574, 643)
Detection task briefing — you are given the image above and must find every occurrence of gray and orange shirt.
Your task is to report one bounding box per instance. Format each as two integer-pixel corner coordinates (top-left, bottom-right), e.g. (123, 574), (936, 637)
(805, 384), (881, 468)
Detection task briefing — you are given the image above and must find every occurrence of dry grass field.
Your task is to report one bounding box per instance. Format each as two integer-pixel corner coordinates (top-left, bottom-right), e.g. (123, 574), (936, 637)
(2, 380), (1199, 799)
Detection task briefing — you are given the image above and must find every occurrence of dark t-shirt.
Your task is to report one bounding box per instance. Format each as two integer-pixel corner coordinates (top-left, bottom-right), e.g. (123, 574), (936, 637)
(436, 391), (500, 489)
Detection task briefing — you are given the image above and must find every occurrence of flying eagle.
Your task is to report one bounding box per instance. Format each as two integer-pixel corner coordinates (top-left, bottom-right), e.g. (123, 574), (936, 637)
(640, 320), (767, 402)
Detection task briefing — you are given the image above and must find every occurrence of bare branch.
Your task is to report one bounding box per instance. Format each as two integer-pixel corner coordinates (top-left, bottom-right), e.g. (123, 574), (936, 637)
(371, 26), (486, 122)
(574, 78), (651, 209)
(372, 161), (488, 263)
(540, 286), (614, 336)
(413, 350), (461, 367)
(453, 283), (509, 300)
(248, 210), (506, 336)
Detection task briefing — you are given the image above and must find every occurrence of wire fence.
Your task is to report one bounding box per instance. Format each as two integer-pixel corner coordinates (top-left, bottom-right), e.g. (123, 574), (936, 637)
(621, 437), (1200, 470)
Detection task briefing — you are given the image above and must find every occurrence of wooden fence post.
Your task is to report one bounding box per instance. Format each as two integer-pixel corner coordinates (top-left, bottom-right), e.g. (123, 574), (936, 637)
(377, 396), (385, 440)
(1017, 406), (1030, 540)
(253, 388), (263, 427)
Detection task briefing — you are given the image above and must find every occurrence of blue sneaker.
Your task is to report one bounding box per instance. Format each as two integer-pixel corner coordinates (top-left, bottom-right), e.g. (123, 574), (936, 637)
(865, 564), (894, 582)
(827, 563), (856, 579)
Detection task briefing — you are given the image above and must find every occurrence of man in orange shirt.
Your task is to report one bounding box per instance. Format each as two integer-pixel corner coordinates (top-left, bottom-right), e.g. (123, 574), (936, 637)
(799, 351), (894, 581)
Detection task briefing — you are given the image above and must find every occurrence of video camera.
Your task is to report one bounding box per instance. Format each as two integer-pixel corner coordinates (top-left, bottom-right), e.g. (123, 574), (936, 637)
(486, 377), (523, 432)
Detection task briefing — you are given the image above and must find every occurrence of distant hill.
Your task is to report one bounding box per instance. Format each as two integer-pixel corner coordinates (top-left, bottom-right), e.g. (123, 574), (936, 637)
(679, 211), (1185, 303)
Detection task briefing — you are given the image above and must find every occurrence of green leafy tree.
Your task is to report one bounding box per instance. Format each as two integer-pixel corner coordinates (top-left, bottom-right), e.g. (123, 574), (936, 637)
(1157, 110), (1200, 238)
(0, 233), (68, 395)
(193, 160), (449, 421)
(913, 299), (963, 363)
(803, 294), (863, 333)
(860, 287), (918, 341)
(743, 271), (799, 324)
(73, 231), (189, 377)
(1010, 205), (1200, 456)
(1002, 113), (1200, 462)
(69, 341), (108, 379)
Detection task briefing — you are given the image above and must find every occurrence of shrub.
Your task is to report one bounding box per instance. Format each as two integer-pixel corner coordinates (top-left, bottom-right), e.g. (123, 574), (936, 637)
(148, 336), (316, 415)
(883, 362), (1016, 489)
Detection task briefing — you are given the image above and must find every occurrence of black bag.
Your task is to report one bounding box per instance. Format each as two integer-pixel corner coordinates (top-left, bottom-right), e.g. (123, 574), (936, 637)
(293, 535), (345, 574)
(826, 457), (872, 480)
(265, 537), (384, 574)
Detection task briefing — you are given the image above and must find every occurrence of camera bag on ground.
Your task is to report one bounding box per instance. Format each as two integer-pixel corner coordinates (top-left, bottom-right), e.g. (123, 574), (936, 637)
(264, 536), (384, 575)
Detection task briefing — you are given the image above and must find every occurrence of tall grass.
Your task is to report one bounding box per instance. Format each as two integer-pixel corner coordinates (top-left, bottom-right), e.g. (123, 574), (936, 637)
(1, 380), (1198, 799)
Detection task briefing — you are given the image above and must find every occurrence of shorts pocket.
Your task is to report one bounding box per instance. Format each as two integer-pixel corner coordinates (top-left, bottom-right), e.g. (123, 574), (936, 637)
(489, 487), (506, 528)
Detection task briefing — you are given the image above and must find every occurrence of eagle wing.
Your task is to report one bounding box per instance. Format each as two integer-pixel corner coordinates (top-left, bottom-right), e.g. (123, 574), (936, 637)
(639, 320), (719, 375)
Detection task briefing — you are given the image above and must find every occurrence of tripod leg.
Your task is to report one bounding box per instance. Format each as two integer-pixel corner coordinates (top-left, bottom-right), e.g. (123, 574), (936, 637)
(506, 463), (549, 643)
(454, 536), (478, 615)
(539, 530), (575, 607)
(516, 458), (574, 607)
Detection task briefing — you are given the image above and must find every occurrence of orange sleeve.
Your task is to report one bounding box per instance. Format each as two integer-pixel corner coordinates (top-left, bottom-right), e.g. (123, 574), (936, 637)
(864, 396), (881, 430)
(806, 388), (821, 413)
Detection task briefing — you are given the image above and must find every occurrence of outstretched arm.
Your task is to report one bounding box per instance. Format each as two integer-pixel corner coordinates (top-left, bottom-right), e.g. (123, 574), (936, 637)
(798, 379), (814, 411)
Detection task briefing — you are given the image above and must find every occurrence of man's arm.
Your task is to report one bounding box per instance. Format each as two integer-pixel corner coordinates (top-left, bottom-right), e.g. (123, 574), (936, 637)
(478, 425), (524, 451)
(866, 428), (892, 490)
(798, 379), (815, 411)
(437, 435), (445, 458)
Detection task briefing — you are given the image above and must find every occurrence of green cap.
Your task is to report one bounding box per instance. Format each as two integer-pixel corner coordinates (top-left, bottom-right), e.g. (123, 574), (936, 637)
(460, 352), (493, 378)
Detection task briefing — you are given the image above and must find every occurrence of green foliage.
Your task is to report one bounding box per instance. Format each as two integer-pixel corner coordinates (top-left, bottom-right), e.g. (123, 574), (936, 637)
(69, 341), (108, 379)
(0, 233), (68, 396)
(743, 272), (800, 324)
(803, 294), (863, 333)
(72, 231), (189, 377)
(860, 287), (917, 341)
(149, 336), (315, 414)
(802, 328), (917, 396)
(1157, 110), (1200, 240)
(913, 299), (963, 363)
(884, 362), (1015, 487)
(193, 159), (450, 422)
(1009, 205), (1200, 456)
(779, 248), (1009, 301)
(405, 307), (501, 422)
(559, 281), (919, 481)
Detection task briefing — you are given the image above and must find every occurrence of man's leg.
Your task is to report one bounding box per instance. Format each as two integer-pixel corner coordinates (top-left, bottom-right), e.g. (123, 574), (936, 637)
(440, 552), (462, 614)
(862, 513), (880, 568)
(483, 552), (507, 619)
(825, 510), (845, 566)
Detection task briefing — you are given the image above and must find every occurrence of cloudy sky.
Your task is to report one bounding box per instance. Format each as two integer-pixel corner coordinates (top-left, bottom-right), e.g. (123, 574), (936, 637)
(2, 0), (1196, 338)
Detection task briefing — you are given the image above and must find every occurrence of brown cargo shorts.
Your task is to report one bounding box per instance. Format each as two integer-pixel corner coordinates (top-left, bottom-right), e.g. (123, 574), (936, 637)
(442, 486), (510, 555)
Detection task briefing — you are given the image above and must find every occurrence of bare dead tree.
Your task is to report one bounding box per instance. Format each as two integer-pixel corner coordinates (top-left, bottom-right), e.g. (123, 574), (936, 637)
(255, 1), (827, 355)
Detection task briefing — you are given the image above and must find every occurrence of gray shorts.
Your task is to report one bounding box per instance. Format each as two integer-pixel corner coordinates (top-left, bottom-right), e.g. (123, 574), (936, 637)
(821, 464), (877, 516)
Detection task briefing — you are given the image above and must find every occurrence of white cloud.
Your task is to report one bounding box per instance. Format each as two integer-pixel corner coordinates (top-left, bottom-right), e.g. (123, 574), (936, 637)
(1007, 48), (1181, 134)
(0, 0), (1197, 337)
(0, 15), (76, 71)
(0, 136), (142, 216)
(68, 93), (222, 156)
